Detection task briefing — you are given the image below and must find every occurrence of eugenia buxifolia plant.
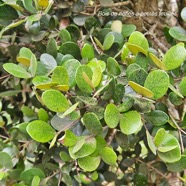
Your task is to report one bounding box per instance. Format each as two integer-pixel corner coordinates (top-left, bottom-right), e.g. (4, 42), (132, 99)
(1, 0), (186, 185)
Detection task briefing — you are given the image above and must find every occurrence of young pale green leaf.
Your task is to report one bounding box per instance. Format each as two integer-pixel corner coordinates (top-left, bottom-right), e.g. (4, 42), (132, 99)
(69, 137), (96, 159)
(179, 76), (186, 96)
(3, 63), (31, 78)
(144, 70), (169, 99)
(83, 112), (103, 135)
(146, 131), (156, 155)
(81, 43), (94, 60)
(126, 43), (148, 56)
(103, 33), (115, 50)
(38, 108), (48, 122)
(120, 110), (142, 135)
(111, 20), (122, 33)
(59, 42), (81, 59)
(72, 137), (86, 154)
(51, 66), (69, 85)
(87, 63), (102, 88)
(121, 24), (136, 38)
(42, 90), (69, 112)
(149, 53), (166, 70)
(17, 47), (33, 66)
(46, 38), (57, 58)
(154, 128), (181, 163)
(107, 57), (121, 76)
(128, 81), (154, 98)
(30, 54), (37, 77)
(162, 45), (186, 70)
(0, 152), (13, 169)
(94, 37), (104, 50)
(128, 31), (149, 54)
(169, 26), (186, 41)
(104, 103), (120, 128)
(61, 130), (78, 147)
(144, 110), (169, 126)
(26, 120), (55, 143)
(75, 65), (93, 93)
(58, 102), (79, 118)
(181, 7), (186, 21)
(31, 175), (40, 186)
(78, 156), (101, 172)
(59, 29), (71, 42)
(169, 84), (184, 98)
(100, 147), (117, 165)
(20, 168), (45, 185)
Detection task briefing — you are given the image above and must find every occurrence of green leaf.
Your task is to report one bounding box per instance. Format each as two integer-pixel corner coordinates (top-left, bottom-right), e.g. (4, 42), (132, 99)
(20, 168), (45, 185)
(72, 137), (86, 154)
(58, 102), (79, 118)
(111, 20), (122, 33)
(66, 24), (80, 42)
(107, 57), (121, 76)
(21, 106), (35, 117)
(0, 1), (18, 20)
(46, 38), (57, 58)
(169, 92), (183, 106)
(83, 112), (103, 135)
(30, 54), (37, 77)
(3, 63), (31, 78)
(144, 70), (169, 99)
(17, 47), (33, 66)
(81, 43), (94, 60)
(181, 7), (186, 21)
(149, 53), (166, 70)
(128, 81), (154, 98)
(75, 65), (93, 93)
(120, 110), (142, 135)
(40, 53), (57, 73)
(162, 45), (186, 70)
(146, 131), (156, 155)
(38, 108), (48, 122)
(87, 62), (102, 88)
(61, 130), (78, 147)
(104, 103), (120, 128)
(62, 59), (81, 87)
(154, 128), (181, 163)
(100, 147), (117, 165)
(78, 156), (101, 172)
(0, 152), (13, 169)
(128, 31), (149, 54)
(26, 120), (55, 143)
(169, 26), (186, 41)
(121, 24), (136, 38)
(144, 110), (169, 126)
(59, 42), (81, 59)
(166, 155), (186, 172)
(69, 137), (96, 158)
(22, 0), (36, 14)
(42, 90), (69, 112)
(179, 76), (186, 96)
(31, 175), (40, 186)
(59, 29), (71, 43)
(51, 66), (69, 85)
(0, 90), (21, 97)
(85, 16), (100, 31)
(103, 33), (115, 50)
(126, 63), (148, 86)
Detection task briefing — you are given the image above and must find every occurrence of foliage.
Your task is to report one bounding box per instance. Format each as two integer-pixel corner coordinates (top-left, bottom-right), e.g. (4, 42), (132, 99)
(1, 0), (186, 185)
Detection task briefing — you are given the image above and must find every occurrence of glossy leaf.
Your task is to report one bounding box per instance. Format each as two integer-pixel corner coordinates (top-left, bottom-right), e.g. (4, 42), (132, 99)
(162, 45), (186, 70)
(3, 63), (31, 78)
(149, 53), (166, 70)
(78, 156), (101, 172)
(42, 90), (69, 112)
(26, 120), (55, 143)
(61, 130), (78, 147)
(100, 147), (117, 165)
(144, 70), (169, 99)
(154, 128), (181, 163)
(83, 112), (103, 135)
(169, 26), (186, 41)
(103, 33), (115, 50)
(120, 110), (142, 135)
(104, 103), (120, 128)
